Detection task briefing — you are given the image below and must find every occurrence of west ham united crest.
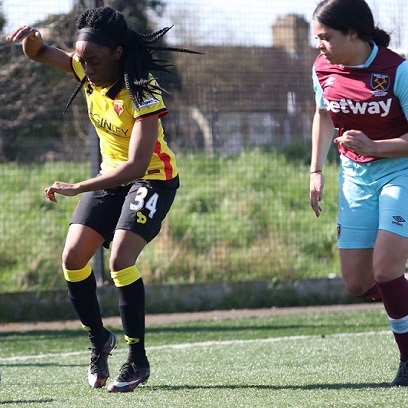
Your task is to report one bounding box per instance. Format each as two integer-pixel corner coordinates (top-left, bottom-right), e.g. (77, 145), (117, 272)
(371, 73), (390, 96)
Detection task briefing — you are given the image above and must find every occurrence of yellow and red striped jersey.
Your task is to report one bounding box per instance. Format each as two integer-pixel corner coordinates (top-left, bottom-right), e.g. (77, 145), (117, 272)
(71, 55), (178, 180)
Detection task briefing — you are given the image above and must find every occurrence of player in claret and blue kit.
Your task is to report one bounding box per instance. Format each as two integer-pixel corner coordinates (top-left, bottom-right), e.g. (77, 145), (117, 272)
(309, 0), (408, 386)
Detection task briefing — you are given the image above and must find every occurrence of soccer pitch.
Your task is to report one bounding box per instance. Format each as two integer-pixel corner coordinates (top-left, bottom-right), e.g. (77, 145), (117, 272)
(1, 304), (407, 407)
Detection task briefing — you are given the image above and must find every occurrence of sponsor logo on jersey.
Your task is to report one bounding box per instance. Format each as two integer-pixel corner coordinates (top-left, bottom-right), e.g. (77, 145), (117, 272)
(137, 97), (159, 109)
(90, 113), (130, 137)
(323, 97), (392, 117)
(325, 76), (335, 87)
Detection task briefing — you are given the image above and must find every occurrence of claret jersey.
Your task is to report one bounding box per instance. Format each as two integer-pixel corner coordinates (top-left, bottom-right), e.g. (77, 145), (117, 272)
(71, 55), (178, 180)
(313, 43), (408, 162)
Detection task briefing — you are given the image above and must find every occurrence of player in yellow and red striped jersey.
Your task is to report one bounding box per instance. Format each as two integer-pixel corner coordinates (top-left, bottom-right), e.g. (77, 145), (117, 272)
(7, 6), (201, 393)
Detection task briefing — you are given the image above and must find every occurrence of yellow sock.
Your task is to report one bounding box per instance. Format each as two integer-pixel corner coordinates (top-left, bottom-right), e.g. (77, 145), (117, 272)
(110, 265), (141, 287)
(63, 264), (92, 282)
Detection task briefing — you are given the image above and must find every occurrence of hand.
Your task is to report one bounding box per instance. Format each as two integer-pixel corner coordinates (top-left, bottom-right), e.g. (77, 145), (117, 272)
(6, 26), (44, 59)
(334, 130), (375, 156)
(44, 181), (81, 203)
(310, 172), (324, 217)
(6, 26), (42, 42)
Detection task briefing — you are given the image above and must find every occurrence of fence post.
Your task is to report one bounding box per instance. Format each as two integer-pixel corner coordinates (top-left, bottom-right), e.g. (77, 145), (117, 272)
(86, 0), (104, 286)
(89, 124), (105, 285)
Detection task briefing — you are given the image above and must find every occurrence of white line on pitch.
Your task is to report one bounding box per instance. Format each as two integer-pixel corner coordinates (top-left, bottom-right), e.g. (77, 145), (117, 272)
(0, 330), (392, 363)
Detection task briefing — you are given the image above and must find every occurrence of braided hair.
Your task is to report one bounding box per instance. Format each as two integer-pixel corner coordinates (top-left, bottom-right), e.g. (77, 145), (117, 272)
(63, 6), (201, 114)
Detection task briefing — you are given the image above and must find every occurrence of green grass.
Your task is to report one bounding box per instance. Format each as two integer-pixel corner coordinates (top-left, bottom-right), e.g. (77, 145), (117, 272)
(0, 162), (90, 291)
(0, 147), (341, 291)
(1, 306), (406, 407)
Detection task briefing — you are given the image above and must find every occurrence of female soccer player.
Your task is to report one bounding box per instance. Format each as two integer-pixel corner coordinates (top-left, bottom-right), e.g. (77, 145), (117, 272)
(7, 6), (199, 393)
(309, 0), (408, 386)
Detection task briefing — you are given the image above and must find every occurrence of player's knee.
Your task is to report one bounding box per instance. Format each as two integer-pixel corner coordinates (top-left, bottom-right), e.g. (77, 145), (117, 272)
(373, 267), (402, 284)
(344, 280), (370, 297)
(62, 248), (88, 270)
(109, 257), (120, 272)
(62, 249), (74, 270)
(109, 255), (138, 272)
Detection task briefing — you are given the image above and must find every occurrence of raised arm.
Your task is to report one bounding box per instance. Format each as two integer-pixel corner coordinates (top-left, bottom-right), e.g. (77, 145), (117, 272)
(6, 26), (74, 72)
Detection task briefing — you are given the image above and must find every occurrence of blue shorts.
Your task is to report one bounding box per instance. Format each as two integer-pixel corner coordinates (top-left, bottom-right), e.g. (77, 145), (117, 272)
(338, 156), (408, 249)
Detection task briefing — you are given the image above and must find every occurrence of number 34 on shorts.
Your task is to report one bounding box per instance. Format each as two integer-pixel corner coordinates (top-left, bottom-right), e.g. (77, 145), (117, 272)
(130, 186), (159, 223)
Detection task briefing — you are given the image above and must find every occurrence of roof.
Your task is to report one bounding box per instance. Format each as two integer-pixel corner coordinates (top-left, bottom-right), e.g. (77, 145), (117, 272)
(169, 45), (318, 114)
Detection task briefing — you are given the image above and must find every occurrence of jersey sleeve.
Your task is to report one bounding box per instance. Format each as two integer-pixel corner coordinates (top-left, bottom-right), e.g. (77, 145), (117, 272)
(312, 66), (326, 109)
(394, 60), (408, 119)
(132, 75), (168, 121)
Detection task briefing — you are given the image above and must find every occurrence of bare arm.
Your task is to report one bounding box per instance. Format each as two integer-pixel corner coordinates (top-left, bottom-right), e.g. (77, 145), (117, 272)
(6, 26), (73, 72)
(309, 105), (335, 217)
(44, 115), (160, 202)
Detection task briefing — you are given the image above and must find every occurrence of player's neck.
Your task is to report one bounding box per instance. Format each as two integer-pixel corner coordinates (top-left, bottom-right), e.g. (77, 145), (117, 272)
(348, 41), (373, 66)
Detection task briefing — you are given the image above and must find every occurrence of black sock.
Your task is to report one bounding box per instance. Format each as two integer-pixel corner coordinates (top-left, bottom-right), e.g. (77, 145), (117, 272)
(66, 271), (107, 348)
(118, 278), (149, 367)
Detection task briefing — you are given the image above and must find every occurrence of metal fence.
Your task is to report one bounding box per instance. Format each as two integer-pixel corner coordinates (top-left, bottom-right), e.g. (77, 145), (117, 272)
(0, 0), (407, 291)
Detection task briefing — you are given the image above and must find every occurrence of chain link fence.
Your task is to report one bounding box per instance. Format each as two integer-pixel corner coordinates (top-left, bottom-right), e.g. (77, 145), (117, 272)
(0, 0), (407, 291)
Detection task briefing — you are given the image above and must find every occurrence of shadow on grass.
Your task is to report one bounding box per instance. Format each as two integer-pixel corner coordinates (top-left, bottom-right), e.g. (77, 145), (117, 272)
(0, 399), (54, 405)
(3, 362), (83, 368)
(0, 330), (83, 338)
(146, 323), (380, 335)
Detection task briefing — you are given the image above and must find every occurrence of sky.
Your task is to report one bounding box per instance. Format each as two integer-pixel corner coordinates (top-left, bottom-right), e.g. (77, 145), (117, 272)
(3, 0), (408, 49)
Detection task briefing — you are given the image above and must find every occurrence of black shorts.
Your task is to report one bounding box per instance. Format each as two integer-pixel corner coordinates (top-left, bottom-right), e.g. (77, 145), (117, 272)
(71, 176), (179, 248)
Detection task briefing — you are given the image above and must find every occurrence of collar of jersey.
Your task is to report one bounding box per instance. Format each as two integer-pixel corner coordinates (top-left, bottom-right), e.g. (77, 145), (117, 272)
(87, 77), (124, 100)
(363, 42), (378, 68)
(339, 42), (378, 69)
(106, 78), (125, 100)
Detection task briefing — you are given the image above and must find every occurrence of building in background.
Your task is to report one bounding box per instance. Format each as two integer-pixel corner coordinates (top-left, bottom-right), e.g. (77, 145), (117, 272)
(169, 14), (318, 155)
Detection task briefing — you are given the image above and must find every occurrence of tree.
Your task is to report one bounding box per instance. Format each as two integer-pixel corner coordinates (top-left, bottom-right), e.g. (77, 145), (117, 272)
(0, 1), (5, 33)
(0, 0), (173, 161)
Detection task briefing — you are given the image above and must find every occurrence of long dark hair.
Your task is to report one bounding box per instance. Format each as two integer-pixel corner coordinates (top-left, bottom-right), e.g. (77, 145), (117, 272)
(63, 6), (201, 114)
(313, 0), (390, 47)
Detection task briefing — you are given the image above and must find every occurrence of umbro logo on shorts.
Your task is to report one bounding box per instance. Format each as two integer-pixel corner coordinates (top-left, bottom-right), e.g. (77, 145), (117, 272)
(392, 216), (406, 226)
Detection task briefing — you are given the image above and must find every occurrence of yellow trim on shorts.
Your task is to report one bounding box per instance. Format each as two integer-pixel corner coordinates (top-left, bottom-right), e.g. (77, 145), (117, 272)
(63, 264), (92, 282)
(110, 265), (141, 287)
